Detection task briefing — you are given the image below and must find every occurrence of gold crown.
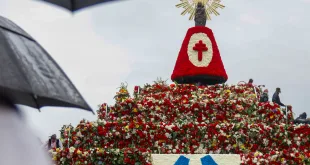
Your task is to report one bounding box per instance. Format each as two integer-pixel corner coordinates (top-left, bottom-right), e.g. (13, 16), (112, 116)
(176, 0), (225, 20)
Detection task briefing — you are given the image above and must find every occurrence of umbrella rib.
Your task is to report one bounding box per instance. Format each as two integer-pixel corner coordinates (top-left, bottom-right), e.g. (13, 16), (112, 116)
(21, 42), (43, 111)
(0, 26), (35, 42)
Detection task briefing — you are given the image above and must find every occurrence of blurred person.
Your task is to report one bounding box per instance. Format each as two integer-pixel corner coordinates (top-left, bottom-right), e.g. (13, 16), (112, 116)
(259, 89), (269, 103)
(0, 95), (52, 165)
(247, 79), (254, 87)
(294, 112), (310, 124)
(248, 78), (253, 85)
(272, 87), (285, 107)
(45, 134), (63, 150)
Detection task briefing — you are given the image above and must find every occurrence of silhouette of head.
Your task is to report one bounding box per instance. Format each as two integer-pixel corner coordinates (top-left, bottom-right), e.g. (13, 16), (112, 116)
(51, 134), (57, 141)
(248, 79), (253, 84)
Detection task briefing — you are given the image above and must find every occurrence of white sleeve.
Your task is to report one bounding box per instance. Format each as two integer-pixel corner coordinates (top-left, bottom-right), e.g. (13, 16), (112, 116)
(59, 140), (63, 149)
(0, 104), (52, 165)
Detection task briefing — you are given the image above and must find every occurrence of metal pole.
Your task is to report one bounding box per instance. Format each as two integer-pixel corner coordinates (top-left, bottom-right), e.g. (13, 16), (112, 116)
(282, 95), (288, 125)
(286, 106), (288, 125)
(105, 104), (108, 120)
(253, 86), (257, 98)
(67, 125), (70, 148)
(253, 86), (260, 100)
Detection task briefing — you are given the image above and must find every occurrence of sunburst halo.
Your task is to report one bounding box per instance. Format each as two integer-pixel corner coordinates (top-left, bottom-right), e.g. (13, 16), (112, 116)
(176, 0), (225, 21)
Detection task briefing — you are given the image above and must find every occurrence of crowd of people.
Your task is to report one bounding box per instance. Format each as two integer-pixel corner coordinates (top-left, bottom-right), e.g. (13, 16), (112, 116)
(248, 78), (310, 124)
(247, 78), (285, 106)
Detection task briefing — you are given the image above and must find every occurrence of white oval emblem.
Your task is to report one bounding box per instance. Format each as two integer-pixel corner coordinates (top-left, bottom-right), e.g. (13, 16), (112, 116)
(187, 33), (213, 67)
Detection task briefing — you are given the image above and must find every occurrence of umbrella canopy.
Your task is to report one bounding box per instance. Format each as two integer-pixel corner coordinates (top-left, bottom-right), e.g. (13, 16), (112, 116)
(37, 0), (125, 12)
(0, 16), (93, 113)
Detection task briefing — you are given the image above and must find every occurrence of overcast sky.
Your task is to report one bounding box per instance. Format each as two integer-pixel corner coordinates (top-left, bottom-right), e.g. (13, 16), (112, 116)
(1, 0), (310, 141)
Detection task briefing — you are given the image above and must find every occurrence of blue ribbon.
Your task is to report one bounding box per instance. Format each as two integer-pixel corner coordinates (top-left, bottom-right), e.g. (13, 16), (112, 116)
(174, 155), (190, 165)
(201, 155), (218, 165)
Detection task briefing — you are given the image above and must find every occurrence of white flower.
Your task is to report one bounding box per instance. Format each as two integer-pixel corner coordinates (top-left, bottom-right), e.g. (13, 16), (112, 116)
(271, 155), (278, 160)
(125, 133), (131, 139)
(92, 122), (98, 127)
(167, 145), (172, 149)
(165, 133), (171, 138)
(287, 140), (292, 145)
(234, 114), (241, 118)
(76, 131), (83, 138)
(165, 125), (173, 131)
(154, 141), (159, 147)
(69, 147), (75, 153)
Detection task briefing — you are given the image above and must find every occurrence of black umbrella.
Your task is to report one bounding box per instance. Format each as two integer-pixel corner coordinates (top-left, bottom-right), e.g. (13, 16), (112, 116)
(37, 0), (125, 12)
(0, 16), (93, 113)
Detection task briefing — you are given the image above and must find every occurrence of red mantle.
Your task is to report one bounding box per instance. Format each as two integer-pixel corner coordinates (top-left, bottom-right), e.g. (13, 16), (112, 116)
(171, 26), (228, 84)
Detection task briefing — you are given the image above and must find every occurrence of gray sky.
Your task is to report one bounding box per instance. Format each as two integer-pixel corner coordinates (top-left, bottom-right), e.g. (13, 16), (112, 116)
(1, 0), (310, 141)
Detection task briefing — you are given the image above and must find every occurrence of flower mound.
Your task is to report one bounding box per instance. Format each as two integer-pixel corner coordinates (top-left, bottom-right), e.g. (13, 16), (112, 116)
(51, 81), (310, 165)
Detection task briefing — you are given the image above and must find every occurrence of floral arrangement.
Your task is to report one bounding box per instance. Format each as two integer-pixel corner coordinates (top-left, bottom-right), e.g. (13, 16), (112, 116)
(53, 81), (309, 165)
(50, 147), (152, 165)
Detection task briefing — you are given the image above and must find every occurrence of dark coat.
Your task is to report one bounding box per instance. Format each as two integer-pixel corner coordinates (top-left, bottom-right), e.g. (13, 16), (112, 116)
(48, 139), (60, 149)
(260, 93), (269, 103)
(294, 113), (309, 124)
(272, 92), (285, 106)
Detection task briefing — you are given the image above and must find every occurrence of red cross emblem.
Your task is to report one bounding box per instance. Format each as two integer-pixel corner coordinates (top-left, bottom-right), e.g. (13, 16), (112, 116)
(193, 40), (208, 61)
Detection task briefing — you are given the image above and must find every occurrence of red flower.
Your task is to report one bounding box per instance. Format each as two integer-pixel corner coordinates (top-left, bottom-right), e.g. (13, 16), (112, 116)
(97, 126), (106, 136)
(134, 86), (139, 93)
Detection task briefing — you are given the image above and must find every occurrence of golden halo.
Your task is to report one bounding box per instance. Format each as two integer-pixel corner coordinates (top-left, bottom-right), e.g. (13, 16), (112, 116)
(176, 0), (225, 20)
